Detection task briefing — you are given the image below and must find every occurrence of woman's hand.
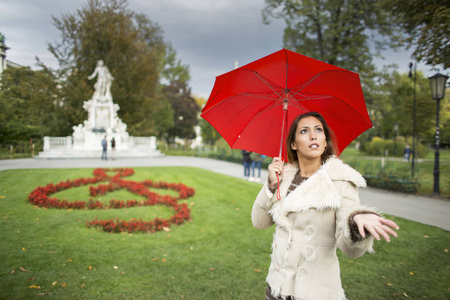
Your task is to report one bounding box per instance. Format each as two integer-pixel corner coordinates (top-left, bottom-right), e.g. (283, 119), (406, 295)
(353, 214), (399, 242)
(268, 157), (284, 189)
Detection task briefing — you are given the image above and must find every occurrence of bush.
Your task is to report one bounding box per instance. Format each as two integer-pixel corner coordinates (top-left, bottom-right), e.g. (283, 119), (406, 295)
(363, 174), (419, 194)
(361, 137), (429, 158)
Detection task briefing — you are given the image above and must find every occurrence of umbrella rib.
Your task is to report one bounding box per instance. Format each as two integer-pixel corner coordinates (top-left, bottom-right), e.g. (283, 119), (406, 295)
(291, 95), (372, 127)
(287, 73), (321, 99)
(201, 91), (284, 115)
(251, 71), (285, 101)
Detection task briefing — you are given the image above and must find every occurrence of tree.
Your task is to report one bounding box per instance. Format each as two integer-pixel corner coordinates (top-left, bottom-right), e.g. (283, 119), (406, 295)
(160, 46), (200, 143)
(384, 0), (450, 69)
(0, 67), (62, 143)
(163, 82), (200, 143)
(262, 0), (401, 75)
(199, 118), (221, 146)
(46, 0), (168, 136)
(370, 70), (440, 145)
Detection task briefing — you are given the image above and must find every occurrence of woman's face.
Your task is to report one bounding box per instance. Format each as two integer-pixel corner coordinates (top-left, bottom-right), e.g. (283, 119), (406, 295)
(291, 116), (326, 161)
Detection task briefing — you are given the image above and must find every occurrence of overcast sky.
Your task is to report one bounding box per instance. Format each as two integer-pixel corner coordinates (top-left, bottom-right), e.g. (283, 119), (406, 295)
(0, 0), (432, 98)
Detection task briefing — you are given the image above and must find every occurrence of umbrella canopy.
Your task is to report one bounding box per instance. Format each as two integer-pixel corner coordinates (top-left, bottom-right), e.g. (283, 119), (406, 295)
(201, 49), (372, 160)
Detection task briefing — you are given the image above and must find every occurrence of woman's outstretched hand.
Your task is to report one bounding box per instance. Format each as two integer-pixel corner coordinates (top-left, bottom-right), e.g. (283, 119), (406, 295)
(353, 214), (399, 242)
(268, 157), (284, 189)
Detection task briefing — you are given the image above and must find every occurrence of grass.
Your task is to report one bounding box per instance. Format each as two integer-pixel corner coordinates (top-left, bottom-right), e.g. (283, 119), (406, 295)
(0, 167), (449, 299)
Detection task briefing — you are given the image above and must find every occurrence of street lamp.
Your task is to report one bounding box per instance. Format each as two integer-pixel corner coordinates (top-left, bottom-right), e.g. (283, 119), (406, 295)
(393, 123), (399, 156)
(409, 62), (417, 176)
(428, 72), (449, 196)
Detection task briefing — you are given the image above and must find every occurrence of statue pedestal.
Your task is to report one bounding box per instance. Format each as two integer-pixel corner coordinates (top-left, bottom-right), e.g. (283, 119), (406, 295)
(38, 135), (161, 159)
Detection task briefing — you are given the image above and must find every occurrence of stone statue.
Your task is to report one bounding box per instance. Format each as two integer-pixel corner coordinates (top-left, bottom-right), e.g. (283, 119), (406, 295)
(88, 60), (114, 99)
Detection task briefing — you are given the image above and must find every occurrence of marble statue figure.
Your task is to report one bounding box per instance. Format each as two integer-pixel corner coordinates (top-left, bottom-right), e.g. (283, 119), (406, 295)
(88, 60), (114, 99)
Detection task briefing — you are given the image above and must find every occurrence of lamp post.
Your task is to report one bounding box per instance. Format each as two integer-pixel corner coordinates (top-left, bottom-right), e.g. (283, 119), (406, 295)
(428, 72), (448, 196)
(409, 63), (417, 176)
(393, 123), (398, 156)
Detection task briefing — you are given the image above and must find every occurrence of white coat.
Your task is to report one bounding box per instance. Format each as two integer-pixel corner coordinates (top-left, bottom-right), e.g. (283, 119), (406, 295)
(252, 157), (377, 300)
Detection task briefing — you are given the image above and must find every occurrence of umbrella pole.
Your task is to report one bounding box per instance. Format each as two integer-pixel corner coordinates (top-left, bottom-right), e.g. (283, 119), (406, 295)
(275, 101), (289, 201)
(278, 101), (289, 158)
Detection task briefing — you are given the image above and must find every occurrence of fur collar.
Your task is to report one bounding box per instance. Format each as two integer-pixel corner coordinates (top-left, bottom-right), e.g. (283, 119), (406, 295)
(269, 157), (366, 229)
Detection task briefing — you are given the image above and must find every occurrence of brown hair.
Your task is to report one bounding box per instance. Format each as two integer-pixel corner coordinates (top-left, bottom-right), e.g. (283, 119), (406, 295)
(286, 111), (338, 164)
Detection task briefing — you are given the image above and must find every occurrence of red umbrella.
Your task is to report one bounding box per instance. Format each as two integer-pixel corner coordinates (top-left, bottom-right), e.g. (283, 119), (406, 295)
(201, 49), (372, 160)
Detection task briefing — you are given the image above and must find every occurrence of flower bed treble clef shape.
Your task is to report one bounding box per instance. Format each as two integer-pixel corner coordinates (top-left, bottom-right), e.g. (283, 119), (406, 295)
(28, 168), (194, 233)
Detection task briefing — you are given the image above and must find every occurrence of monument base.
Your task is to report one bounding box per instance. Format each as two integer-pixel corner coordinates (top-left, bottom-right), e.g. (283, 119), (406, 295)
(37, 135), (163, 159)
(34, 149), (164, 159)
(36, 148), (163, 159)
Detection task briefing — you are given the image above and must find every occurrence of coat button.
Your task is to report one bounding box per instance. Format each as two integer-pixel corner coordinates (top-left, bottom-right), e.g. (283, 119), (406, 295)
(296, 267), (307, 279)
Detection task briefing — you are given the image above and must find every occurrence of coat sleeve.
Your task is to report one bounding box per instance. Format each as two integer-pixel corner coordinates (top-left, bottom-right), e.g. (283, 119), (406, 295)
(251, 181), (276, 229)
(335, 181), (377, 258)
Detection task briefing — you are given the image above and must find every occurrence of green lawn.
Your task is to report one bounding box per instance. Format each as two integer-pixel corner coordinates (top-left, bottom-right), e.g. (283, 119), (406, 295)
(0, 167), (448, 299)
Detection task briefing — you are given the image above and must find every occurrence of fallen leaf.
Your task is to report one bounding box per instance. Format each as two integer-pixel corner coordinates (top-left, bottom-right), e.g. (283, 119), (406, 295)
(88, 266), (93, 270)
(403, 292), (408, 297)
(22, 248), (26, 251)
(163, 227), (170, 232)
(60, 282), (66, 287)
(424, 235), (429, 238)
(161, 259), (166, 262)
(48, 251), (57, 254)
(28, 277), (35, 281)
(29, 285), (40, 289)
(16, 231), (20, 234)
(0, 196), (5, 199)
(113, 266), (119, 269)
(386, 283), (392, 286)
(409, 272), (414, 275)
(190, 246), (193, 250)
(10, 269), (16, 274)
(209, 268), (214, 271)
(254, 269), (260, 272)
(67, 259), (72, 262)
(38, 292), (50, 296)
(81, 284), (85, 288)
(52, 282), (57, 286)
(60, 273), (67, 277)
(20, 267), (28, 272)
(444, 249), (448, 253)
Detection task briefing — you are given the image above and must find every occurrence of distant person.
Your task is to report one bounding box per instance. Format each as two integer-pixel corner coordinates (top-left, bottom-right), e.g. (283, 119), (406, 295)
(404, 145), (412, 162)
(101, 136), (107, 160)
(242, 150), (252, 180)
(110, 137), (116, 160)
(250, 153), (265, 182)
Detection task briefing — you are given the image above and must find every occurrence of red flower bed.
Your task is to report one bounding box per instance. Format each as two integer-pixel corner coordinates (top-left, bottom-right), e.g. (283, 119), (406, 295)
(28, 168), (194, 233)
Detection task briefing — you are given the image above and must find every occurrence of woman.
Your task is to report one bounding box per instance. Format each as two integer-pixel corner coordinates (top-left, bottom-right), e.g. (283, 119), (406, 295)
(252, 111), (399, 300)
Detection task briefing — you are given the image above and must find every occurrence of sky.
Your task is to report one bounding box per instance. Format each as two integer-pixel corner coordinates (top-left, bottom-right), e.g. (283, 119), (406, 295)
(0, 0), (434, 99)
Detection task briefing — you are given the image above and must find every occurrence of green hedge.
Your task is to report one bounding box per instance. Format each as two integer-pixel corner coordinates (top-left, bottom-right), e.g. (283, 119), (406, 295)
(361, 137), (429, 158)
